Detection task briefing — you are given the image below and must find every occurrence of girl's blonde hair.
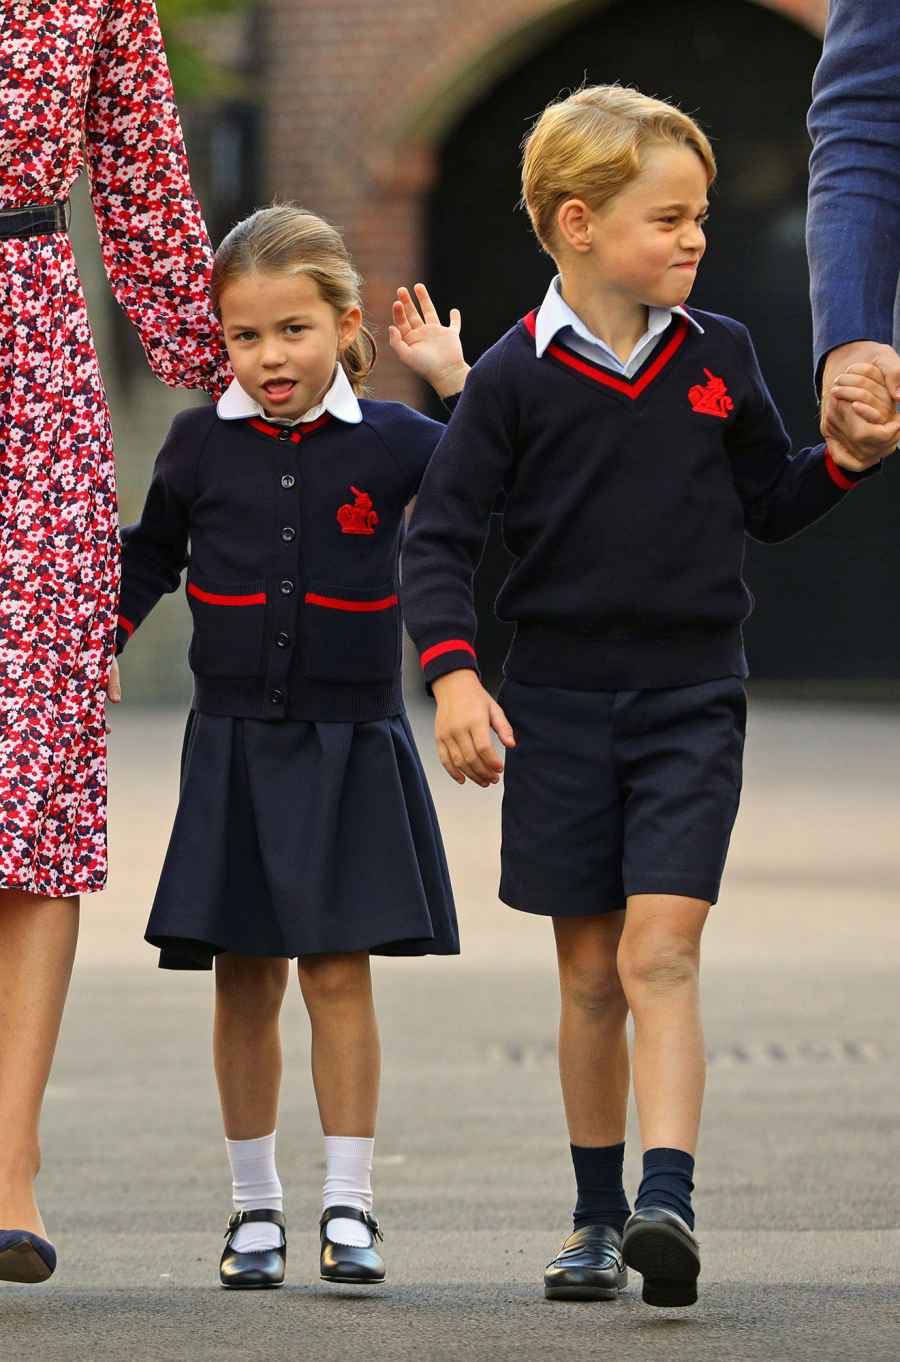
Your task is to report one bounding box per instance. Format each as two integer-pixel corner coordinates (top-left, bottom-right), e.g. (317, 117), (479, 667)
(211, 204), (377, 393)
(521, 84), (717, 254)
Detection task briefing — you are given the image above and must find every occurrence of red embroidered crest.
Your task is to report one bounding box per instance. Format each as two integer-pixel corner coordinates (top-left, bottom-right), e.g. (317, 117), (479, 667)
(688, 369), (734, 419)
(337, 486), (380, 536)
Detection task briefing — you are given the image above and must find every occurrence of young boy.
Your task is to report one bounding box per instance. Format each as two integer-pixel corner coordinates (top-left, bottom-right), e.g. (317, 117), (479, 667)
(398, 85), (899, 1308)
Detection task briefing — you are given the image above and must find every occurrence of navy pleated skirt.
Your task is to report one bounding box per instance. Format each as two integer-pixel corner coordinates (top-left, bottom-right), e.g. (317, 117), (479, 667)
(145, 710), (459, 969)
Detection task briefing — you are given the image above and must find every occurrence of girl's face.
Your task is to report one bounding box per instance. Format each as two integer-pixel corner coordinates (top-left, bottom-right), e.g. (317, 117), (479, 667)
(564, 144), (709, 309)
(219, 269), (362, 420)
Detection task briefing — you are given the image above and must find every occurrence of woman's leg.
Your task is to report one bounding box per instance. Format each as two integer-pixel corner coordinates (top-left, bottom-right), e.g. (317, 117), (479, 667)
(214, 953), (289, 1139)
(0, 890), (79, 1236)
(616, 894), (709, 1156)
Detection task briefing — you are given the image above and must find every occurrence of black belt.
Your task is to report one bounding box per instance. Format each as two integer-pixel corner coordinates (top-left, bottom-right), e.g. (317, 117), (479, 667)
(0, 201), (70, 241)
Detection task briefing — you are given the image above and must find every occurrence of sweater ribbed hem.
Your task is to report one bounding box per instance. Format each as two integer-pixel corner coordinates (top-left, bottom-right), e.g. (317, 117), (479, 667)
(506, 623), (748, 691)
(191, 677), (405, 722)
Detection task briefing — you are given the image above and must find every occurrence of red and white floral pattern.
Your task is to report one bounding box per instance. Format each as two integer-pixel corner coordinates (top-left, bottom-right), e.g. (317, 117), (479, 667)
(0, 0), (230, 896)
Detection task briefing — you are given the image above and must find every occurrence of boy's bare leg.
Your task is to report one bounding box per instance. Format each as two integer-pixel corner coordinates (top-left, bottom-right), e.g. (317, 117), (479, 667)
(214, 954), (289, 1138)
(297, 951), (380, 1136)
(617, 894), (709, 1154)
(0, 891), (79, 1238)
(553, 912), (630, 1145)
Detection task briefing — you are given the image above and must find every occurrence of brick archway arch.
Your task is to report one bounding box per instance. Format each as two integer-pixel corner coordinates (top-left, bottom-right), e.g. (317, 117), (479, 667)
(265, 0), (827, 399)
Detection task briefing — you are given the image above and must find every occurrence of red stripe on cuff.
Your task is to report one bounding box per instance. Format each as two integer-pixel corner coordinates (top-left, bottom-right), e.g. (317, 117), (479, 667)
(420, 639), (477, 669)
(187, 583), (267, 606)
(304, 592), (398, 612)
(117, 614), (135, 638)
(825, 449), (858, 491)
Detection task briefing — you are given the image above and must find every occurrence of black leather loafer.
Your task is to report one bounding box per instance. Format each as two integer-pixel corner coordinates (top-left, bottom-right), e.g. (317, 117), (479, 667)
(543, 1224), (628, 1300)
(320, 1205), (385, 1284)
(219, 1209), (286, 1289)
(0, 1230), (56, 1283)
(622, 1207), (700, 1307)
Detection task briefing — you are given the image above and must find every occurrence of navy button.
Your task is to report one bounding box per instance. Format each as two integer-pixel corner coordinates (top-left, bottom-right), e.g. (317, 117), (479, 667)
(281, 526), (296, 543)
(280, 579), (294, 596)
(270, 689), (284, 704)
(278, 429), (291, 442)
(281, 473), (295, 489)
(276, 631), (290, 648)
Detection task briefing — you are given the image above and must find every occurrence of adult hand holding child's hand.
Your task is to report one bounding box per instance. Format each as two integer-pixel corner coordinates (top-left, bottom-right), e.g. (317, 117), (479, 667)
(432, 670), (515, 787)
(822, 357), (900, 472)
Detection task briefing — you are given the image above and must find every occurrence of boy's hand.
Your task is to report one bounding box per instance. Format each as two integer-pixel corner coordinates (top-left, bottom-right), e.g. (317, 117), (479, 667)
(822, 362), (900, 471)
(431, 669), (515, 787)
(388, 283), (470, 399)
(105, 655), (122, 734)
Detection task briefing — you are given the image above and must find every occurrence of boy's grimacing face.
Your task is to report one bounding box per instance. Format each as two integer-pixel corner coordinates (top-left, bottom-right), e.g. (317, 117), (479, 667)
(219, 270), (361, 420)
(562, 144), (710, 308)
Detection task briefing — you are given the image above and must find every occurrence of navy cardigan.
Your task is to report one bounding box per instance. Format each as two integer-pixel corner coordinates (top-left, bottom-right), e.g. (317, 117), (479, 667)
(117, 401), (444, 721)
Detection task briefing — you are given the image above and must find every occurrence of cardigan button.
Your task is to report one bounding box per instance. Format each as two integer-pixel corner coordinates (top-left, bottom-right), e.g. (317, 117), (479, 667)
(270, 689), (284, 704)
(281, 526), (296, 543)
(280, 579), (294, 596)
(278, 429), (291, 442)
(281, 473), (295, 489)
(276, 631), (290, 648)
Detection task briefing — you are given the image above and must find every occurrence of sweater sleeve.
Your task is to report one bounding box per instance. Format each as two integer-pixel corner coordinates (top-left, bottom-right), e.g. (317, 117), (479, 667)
(806, 0), (900, 390)
(116, 412), (203, 654)
(368, 404), (448, 503)
(725, 323), (879, 545)
(400, 345), (518, 687)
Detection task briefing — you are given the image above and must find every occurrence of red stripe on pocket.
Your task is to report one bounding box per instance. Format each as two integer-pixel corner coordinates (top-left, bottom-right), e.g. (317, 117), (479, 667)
(187, 583), (267, 606)
(304, 592), (398, 612)
(420, 639), (477, 669)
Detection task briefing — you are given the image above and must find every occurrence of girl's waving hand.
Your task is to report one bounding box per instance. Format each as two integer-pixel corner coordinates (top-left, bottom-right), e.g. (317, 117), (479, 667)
(389, 284), (469, 398)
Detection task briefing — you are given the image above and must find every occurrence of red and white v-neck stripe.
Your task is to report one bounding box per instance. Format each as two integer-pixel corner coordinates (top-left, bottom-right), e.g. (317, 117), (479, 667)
(522, 309), (689, 399)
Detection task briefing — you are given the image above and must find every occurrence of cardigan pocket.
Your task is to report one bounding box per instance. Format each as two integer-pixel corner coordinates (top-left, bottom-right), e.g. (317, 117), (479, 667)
(186, 577), (267, 678)
(302, 581), (400, 683)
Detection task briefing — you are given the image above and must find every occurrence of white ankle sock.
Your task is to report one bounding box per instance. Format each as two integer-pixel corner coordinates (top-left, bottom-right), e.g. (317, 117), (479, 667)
(225, 1131), (284, 1252)
(322, 1135), (375, 1247)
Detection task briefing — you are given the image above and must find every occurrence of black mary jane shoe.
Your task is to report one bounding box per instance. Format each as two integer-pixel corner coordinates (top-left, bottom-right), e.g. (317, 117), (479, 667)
(219, 1209), (286, 1290)
(622, 1207), (700, 1307)
(543, 1224), (628, 1301)
(0, 1230), (57, 1284)
(319, 1205), (385, 1285)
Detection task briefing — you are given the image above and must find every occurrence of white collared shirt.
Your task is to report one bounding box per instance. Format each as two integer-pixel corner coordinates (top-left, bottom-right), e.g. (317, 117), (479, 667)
(534, 275), (705, 378)
(216, 363), (363, 426)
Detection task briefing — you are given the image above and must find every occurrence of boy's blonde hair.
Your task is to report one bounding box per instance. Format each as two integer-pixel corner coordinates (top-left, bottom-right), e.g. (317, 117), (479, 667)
(211, 204), (376, 394)
(521, 84), (716, 254)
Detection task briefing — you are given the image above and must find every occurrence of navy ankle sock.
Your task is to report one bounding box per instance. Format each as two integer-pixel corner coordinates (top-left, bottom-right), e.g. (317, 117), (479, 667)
(571, 1141), (631, 1233)
(634, 1147), (695, 1231)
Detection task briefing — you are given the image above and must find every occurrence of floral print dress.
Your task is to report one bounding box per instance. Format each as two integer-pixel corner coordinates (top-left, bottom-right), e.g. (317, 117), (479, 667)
(0, 0), (230, 896)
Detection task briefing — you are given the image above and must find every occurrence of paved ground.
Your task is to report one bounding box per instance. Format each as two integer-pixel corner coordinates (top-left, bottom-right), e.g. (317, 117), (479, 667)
(1, 697), (898, 1361)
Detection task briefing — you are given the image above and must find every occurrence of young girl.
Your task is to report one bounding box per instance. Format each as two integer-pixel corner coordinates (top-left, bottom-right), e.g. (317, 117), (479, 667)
(111, 205), (468, 1289)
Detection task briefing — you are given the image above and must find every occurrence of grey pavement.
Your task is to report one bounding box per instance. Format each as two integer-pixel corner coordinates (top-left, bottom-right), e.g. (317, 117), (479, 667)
(1, 698), (898, 1361)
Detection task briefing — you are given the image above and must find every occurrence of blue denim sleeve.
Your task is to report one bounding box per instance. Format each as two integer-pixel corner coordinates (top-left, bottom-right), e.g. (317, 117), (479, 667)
(806, 0), (900, 391)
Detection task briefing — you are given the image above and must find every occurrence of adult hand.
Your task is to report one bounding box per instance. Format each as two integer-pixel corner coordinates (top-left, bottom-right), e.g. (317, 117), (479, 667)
(821, 341), (900, 464)
(105, 656), (121, 734)
(431, 669), (515, 787)
(826, 362), (900, 469)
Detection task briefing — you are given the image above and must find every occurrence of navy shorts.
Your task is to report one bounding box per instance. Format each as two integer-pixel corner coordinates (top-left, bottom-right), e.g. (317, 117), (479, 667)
(498, 676), (747, 916)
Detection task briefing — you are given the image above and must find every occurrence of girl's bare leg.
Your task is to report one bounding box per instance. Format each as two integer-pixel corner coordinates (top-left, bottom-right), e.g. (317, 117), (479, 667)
(214, 954), (289, 1138)
(297, 952), (380, 1136)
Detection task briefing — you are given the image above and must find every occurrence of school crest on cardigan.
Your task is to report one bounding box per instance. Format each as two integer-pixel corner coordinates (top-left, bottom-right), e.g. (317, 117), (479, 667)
(337, 486), (380, 535)
(688, 370), (734, 419)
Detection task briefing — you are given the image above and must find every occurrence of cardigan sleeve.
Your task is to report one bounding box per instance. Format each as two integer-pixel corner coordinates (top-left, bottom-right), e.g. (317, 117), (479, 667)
(116, 412), (203, 653)
(806, 0), (900, 389)
(84, 0), (232, 398)
(400, 346), (518, 687)
(724, 322), (878, 544)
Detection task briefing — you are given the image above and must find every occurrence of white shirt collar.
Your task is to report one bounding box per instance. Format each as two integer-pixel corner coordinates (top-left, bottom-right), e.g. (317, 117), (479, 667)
(534, 274), (704, 361)
(217, 363), (363, 426)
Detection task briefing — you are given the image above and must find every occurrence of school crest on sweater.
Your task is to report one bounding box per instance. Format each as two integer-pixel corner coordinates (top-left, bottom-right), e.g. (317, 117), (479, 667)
(688, 369), (734, 419)
(337, 486), (380, 535)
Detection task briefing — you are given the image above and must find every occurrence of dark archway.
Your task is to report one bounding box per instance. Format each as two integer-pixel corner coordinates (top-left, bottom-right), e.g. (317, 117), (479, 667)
(426, 0), (900, 684)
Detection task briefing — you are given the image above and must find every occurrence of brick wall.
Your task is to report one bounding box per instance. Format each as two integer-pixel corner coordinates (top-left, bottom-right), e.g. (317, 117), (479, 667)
(261, 0), (827, 403)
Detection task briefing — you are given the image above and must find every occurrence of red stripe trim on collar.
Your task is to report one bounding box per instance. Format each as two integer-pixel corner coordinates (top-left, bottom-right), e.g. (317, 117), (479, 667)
(248, 412), (333, 442)
(522, 310), (690, 399)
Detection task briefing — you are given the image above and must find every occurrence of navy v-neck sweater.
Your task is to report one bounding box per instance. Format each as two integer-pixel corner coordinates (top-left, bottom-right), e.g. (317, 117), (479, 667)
(401, 308), (876, 691)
